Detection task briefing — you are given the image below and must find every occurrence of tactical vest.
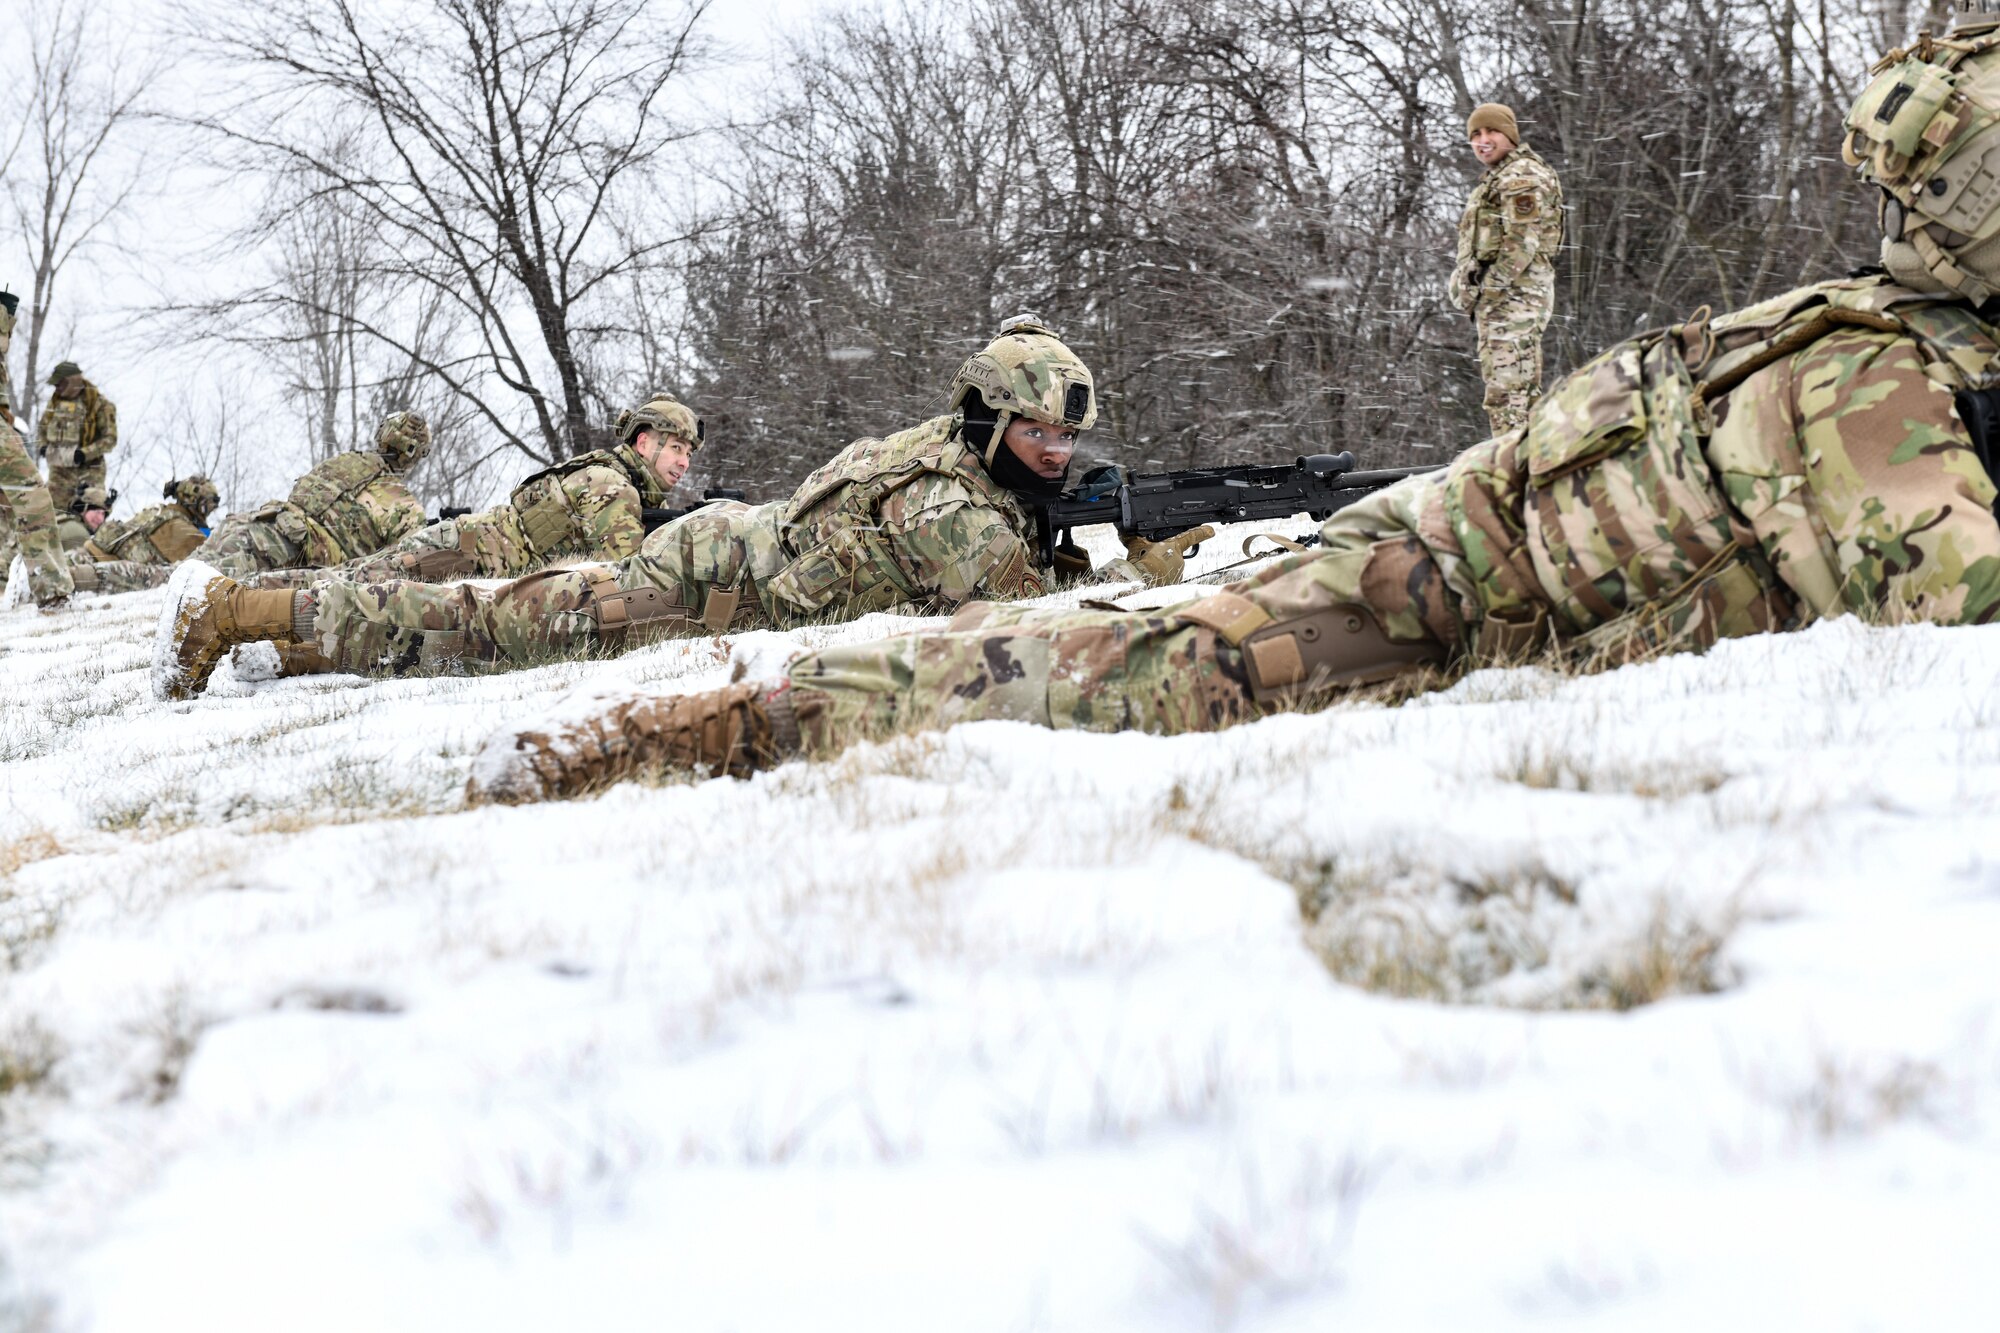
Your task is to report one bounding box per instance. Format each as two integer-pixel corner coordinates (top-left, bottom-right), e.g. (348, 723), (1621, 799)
(277, 450), (415, 564)
(768, 415), (1032, 612)
(40, 397), (85, 448)
(1460, 145), (1565, 269)
(86, 504), (193, 564)
(1514, 273), (1998, 653)
(507, 448), (649, 556)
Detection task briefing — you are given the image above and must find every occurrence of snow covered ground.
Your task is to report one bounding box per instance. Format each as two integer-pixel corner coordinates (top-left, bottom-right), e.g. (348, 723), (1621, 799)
(2, 523), (1997, 1331)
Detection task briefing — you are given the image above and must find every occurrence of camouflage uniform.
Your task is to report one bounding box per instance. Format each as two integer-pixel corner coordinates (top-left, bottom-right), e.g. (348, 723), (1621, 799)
(251, 442), (677, 590)
(0, 303), (73, 607)
(749, 276), (2000, 751)
(36, 373), (118, 507)
(64, 481), (219, 596)
(1450, 144), (1564, 436)
(198, 416), (429, 577)
(302, 413), (1049, 674)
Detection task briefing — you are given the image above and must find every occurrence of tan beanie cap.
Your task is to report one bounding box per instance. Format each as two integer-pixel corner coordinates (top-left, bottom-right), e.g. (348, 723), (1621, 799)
(1467, 103), (1520, 143)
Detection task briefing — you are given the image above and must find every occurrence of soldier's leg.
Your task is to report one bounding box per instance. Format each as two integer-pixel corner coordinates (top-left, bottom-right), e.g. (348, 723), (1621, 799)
(1476, 282), (1553, 437)
(200, 515), (304, 578)
(69, 558), (171, 595)
(246, 518), (483, 591)
(0, 421), (75, 607)
(464, 447), (1561, 803)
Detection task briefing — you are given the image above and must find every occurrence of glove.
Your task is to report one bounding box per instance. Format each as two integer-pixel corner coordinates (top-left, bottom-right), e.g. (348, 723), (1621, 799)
(72, 448), (86, 466)
(1450, 261), (1485, 315)
(1120, 525), (1216, 587)
(1051, 540), (1093, 584)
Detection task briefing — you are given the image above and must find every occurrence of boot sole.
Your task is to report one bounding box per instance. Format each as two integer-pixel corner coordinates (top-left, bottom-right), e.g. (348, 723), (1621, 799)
(152, 559), (228, 701)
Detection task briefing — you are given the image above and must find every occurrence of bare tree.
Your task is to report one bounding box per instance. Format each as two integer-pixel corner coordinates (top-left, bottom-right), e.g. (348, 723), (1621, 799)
(4, 0), (157, 421)
(187, 0), (714, 463)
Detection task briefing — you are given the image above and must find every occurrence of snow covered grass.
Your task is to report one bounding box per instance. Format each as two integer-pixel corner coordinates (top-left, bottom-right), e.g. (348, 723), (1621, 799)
(2, 525), (1998, 1330)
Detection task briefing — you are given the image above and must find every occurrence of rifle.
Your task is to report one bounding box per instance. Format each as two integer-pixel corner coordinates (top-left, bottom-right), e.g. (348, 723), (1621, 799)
(642, 487), (749, 533)
(1027, 452), (1440, 566)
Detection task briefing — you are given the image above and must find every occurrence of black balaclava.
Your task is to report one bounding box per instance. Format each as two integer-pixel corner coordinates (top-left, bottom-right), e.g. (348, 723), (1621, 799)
(961, 397), (1070, 498)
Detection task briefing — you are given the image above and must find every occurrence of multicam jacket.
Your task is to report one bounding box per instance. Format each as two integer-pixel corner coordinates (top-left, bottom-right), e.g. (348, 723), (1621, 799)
(35, 382), (117, 464)
(1452, 144), (1564, 301)
(258, 450), (425, 566)
(761, 414), (1046, 618)
(83, 502), (208, 565)
(478, 442), (673, 565)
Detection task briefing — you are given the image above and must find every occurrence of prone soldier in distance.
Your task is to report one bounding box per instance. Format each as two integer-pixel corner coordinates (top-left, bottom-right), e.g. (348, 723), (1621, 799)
(195, 413), (431, 577)
(454, 15), (2000, 802)
(53, 484), (115, 554)
(242, 394), (697, 591)
(66, 477), (221, 596)
(155, 319), (1210, 697)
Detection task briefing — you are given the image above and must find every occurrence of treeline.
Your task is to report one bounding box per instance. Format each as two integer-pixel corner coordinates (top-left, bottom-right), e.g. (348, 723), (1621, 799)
(10, 0), (1955, 503)
(678, 0), (1933, 486)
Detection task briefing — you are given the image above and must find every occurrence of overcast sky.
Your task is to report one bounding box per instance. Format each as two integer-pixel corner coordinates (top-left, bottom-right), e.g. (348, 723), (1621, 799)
(6, 0), (843, 511)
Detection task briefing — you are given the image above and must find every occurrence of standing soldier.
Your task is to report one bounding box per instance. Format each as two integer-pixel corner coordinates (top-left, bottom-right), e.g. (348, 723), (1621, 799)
(0, 291), (73, 610)
(36, 360), (118, 507)
(155, 319), (1208, 696)
(244, 394), (698, 590)
(195, 413), (431, 577)
(1448, 103), (1565, 437)
(452, 23), (2000, 803)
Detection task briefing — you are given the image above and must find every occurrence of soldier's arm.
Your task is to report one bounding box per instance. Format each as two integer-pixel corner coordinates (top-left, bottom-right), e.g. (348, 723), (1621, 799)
(564, 468), (647, 560)
(1482, 168), (1558, 289)
(86, 397), (117, 460)
(1713, 327), (2000, 624)
(891, 487), (1045, 605)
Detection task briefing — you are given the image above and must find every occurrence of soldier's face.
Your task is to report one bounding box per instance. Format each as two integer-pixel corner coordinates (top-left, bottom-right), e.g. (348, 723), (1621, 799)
(55, 375), (83, 398)
(1002, 416), (1079, 479)
(1470, 128), (1514, 165)
(635, 428), (694, 487)
(83, 507), (107, 531)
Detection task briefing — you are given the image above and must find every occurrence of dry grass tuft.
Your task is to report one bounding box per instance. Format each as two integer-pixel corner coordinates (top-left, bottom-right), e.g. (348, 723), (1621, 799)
(0, 1016), (62, 1098)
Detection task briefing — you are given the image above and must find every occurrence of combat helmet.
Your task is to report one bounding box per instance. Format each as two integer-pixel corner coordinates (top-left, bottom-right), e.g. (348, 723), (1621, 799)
(374, 410), (432, 470)
(75, 484), (115, 516)
(1845, 4), (2000, 302)
(166, 475), (220, 526)
(947, 315), (1097, 473)
(612, 393), (702, 449)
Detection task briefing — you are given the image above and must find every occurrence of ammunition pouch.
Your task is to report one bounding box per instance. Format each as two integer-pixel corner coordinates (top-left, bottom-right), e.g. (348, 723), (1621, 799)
(1176, 591), (1447, 703)
(69, 562), (101, 592)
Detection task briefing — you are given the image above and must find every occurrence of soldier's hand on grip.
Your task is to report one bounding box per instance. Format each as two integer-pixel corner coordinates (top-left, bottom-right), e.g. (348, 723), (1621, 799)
(1051, 539), (1093, 584)
(1121, 525), (1216, 587)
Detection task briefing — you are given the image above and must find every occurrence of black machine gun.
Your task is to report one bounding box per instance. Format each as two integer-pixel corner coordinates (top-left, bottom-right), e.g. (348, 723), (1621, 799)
(1027, 453), (1440, 565)
(432, 489), (750, 534)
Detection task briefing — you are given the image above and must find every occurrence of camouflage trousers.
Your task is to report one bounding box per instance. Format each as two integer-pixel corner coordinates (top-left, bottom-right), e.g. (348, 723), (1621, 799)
(200, 512), (307, 577)
(0, 419), (73, 605)
(43, 459), (107, 515)
(68, 554), (173, 595)
(302, 501), (782, 673)
(1475, 263), (1555, 436)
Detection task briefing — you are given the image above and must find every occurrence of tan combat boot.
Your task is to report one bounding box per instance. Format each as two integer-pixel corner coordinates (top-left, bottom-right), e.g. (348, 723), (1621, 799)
(464, 682), (801, 806)
(152, 560), (299, 700)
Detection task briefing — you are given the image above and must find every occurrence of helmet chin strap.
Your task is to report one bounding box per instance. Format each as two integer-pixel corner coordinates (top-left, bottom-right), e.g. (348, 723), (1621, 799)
(1886, 226), (2000, 303)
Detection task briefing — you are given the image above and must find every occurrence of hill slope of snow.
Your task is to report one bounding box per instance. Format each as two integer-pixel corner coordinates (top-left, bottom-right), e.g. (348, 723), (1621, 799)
(2, 527), (1996, 1331)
